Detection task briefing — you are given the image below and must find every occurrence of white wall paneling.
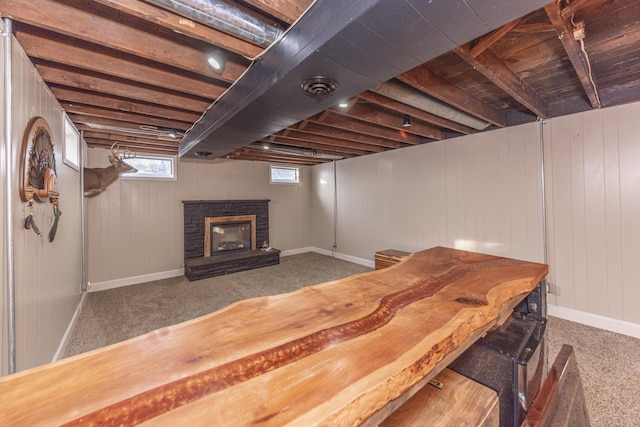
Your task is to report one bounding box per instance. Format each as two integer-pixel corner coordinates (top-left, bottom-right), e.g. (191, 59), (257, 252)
(312, 122), (544, 264)
(85, 157), (312, 286)
(545, 103), (640, 325)
(1, 19), (8, 375)
(1, 35), (82, 373)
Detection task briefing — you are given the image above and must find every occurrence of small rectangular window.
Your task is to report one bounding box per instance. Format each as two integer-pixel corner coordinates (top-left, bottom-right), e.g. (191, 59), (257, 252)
(270, 165), (299, 184)
(122, 155), (177, 180)
(63, 115), (80, 171)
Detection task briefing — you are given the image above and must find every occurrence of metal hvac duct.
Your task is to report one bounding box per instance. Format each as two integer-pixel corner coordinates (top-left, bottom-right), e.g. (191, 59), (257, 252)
(371, 81), (491, 131)
(146, 0), (283, 48)
(179, 0), (552, 159)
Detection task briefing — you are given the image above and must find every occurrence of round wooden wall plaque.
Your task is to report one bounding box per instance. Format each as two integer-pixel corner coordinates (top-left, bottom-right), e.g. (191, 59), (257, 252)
(19, 116), (58, 203)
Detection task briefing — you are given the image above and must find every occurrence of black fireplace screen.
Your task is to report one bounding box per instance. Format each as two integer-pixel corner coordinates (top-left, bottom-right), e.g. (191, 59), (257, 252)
(210, 221), (252, 254)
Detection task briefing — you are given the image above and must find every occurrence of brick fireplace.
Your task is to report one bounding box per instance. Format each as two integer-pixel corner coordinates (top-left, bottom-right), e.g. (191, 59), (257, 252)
(183, 200), (280, 281)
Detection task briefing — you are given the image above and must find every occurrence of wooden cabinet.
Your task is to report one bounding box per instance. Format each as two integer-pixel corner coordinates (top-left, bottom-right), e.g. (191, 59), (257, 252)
(375, 249), (411, 270)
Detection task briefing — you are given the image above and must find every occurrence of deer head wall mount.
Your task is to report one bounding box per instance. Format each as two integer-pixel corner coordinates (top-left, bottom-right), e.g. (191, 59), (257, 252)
(84, 143), (137, 197)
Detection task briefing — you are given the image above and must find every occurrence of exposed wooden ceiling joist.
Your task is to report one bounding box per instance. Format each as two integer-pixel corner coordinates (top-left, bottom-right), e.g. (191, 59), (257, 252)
(2, 0), (249, 82)
(3, 0), (640, 161)
(91, 0), (263, 58)
(398, 68), (507, 128)
(15, 27), (228, 99)
(51, 86), (202, 124)
(454, 43), (549, 118)
(544, 2), (601, 109)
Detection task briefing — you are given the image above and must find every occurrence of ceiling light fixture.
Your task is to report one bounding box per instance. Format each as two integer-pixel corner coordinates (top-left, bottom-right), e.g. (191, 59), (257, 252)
(207, 51), (226, 74)
(337, 101), (349, 108)
(403, 114), (412, 128)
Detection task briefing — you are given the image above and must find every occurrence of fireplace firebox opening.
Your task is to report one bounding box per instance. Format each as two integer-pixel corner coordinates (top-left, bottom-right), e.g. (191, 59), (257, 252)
(204, 215), (256, 257)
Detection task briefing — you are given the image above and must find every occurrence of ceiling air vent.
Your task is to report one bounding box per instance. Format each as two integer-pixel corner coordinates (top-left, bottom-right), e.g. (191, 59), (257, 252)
(301, 77), (339, 98)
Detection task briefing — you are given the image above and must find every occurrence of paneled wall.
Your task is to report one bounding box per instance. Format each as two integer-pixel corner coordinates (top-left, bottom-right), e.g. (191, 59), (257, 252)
(311, 122), (544, 264)
(1, 35), (82, 373)
(1, 20), (7, 375)
(85, 157), (311, 285)
(544, 103), (640, 324)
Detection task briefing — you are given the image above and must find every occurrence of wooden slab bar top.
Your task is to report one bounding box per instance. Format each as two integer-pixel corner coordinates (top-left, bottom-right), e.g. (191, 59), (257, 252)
(0, 247), (548, 426)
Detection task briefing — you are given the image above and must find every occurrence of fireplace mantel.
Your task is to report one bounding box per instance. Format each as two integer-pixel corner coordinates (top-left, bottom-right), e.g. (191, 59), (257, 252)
(182, 200), (279, 280)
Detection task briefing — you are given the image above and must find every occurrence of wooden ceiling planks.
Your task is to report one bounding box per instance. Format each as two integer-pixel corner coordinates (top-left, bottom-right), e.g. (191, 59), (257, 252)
(3, 0), (640, 161)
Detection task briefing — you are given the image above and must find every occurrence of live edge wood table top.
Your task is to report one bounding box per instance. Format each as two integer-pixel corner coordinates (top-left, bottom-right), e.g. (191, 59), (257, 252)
(0, 247), (547, 427)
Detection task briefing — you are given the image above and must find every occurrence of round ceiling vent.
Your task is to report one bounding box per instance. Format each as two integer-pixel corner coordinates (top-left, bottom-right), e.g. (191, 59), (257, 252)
(301, 77), (339, 98)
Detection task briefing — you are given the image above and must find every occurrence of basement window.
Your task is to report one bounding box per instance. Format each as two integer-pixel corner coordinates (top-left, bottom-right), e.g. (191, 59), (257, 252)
(270, 165), (299, 184)
(122, 155), (177, 180)
(63, 115), (80, 171)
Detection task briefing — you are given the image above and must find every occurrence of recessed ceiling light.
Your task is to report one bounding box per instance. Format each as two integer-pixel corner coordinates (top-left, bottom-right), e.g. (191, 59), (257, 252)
(337, 101), (349, 108)
(207, 51), (226, 74)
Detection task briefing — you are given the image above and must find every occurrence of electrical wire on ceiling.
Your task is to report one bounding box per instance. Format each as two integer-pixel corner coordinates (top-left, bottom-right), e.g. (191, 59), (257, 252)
(566, 0), (601, 108)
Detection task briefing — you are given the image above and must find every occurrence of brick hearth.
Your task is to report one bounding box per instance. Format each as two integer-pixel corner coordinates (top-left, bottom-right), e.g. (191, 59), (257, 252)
(183, 200), (279, 281)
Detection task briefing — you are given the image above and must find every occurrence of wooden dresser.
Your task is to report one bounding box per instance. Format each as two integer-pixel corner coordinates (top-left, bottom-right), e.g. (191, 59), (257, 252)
(374, 249), (411, 270)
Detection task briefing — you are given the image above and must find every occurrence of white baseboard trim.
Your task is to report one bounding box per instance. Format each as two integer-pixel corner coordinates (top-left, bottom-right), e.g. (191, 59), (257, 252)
(280, 247), (314, 257)
(88, 268), (185, 292)
(53, 292), (86, 362)
(548, 304), (640, 340)
(309, 247), (375, 269)
(86, 248), (374, 292)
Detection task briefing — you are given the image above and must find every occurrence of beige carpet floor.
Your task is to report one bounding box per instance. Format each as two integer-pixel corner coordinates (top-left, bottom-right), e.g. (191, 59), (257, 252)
(64, 252), (640, 426)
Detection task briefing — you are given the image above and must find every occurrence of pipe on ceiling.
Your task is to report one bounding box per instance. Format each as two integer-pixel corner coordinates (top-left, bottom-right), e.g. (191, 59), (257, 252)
(371, 81), (491, 131)
(145, 0), (283, 48)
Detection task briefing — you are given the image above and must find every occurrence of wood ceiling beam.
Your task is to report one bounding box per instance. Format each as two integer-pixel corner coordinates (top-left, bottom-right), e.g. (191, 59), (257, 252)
(307, 112), (425, 144)
(290, 122), (405, 149)
(15, 28), (227, 100)
(228, 154), (323, 166)
(469, 18), (523, 58)
(454, 44), (549, 119)
(242, 0), (313, 24)
(250, 142), (353, 159)
(2, 0), (247, 83)
(52, 86), (201, 124)
(84, 139), (178, 155)
(81, 131), (181, 148)
(337, 102), (444, 140)
(92, 0), (263, 58)
(72, 115), (185, 141)
(60, 103), (192, 131)
(265, 136), (373, 156)
(560, 0), (592, 20)
(545, 2), (601, 108)
(273, 130), (385, 153)
(398, 67), (507, 127)
(229, 148), (327, 165)
(357, 91), (475, 135)
(510, 23), (556, 33)
(35, 62), (211, 112)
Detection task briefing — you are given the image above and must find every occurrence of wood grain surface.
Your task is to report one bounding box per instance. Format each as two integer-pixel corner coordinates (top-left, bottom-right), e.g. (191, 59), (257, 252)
(0, 247), (547, 426)
(379, 368), (499, 427)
